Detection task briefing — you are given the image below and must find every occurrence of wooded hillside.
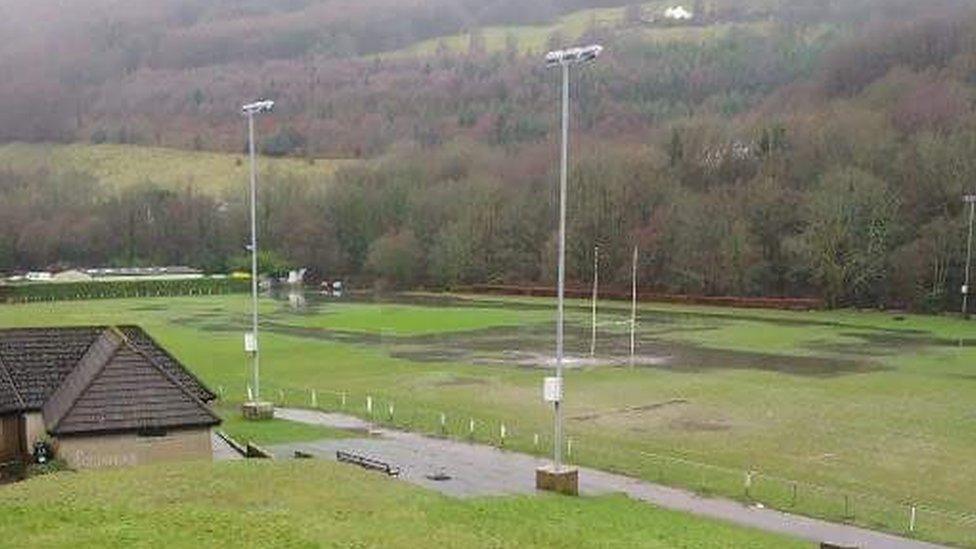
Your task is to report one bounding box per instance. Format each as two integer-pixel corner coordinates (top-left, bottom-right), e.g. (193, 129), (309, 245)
(2, 0), (976, 310)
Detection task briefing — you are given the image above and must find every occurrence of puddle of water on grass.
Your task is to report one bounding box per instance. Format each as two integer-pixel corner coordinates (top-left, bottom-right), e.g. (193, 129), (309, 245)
(239, 320), (882, 378)
(570, 399), (689, 422)
(129, 304), (170, 312)
(809, 331), (976, 355)
(431, 376), (489, 387)
(668, 417), (733, 432)
(172, 291), (970, 378)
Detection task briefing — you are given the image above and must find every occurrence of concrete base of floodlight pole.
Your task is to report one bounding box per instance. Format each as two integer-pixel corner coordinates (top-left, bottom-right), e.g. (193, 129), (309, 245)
(241, 401), (275, 421)
(536, 465), (579, 496)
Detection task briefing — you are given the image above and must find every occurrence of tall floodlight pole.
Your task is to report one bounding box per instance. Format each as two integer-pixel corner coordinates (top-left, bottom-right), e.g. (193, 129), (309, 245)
(964, 194), (976, 318)
(541, 45), (602, 486)
(242, 99), (275, 403)
(590, 245), (599, 357)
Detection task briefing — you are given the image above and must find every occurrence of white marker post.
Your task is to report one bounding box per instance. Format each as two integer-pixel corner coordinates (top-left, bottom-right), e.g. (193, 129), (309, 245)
(543, 377), (562, 453)
(544, 376), (563, 403)
(244, 333), (256, 402)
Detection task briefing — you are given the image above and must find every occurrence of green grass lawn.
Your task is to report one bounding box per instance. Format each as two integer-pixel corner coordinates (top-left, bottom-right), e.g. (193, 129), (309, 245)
(0, 293), (973, 545)
(287, 302), (552, 335)
(0, 460), (808, 548)
(215, 403), (356, 446)
(0, 142), (351, 194)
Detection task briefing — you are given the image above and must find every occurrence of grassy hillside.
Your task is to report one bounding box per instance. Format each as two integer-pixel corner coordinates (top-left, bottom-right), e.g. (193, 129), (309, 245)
(381, 4), (628, 58)
(0, 143), (350, 194)
(0, 460), (808, 548)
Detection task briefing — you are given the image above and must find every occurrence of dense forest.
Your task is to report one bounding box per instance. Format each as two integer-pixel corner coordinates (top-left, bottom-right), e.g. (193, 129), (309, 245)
(2, 0), (976, 311)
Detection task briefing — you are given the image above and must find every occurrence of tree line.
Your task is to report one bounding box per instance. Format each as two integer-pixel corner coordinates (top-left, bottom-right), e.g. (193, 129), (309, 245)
(3, 113), (974, 311)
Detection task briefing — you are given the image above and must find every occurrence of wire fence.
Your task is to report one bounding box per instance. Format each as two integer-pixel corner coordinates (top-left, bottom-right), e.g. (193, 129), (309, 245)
(229, 380), (976, 548)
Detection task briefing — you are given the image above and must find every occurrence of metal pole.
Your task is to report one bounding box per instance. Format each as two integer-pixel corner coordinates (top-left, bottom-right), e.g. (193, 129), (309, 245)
(963, 197), (975, 318)
(590, 245), (598, 357)
(248, 111), (261, 400)
(554, 62), (570, 472)
(630, 245), (638, 365)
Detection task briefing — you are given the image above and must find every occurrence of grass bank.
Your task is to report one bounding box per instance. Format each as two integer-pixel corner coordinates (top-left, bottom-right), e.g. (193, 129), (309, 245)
(0, 460), (808, 547)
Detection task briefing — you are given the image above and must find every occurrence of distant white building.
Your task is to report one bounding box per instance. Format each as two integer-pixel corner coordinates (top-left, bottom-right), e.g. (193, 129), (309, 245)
(286, 268), (307, 286)
(52, 269), (93, 282)
(26, 271), (53, 282)
(85, 266), (204, 281)
(664, 6), (694, 20)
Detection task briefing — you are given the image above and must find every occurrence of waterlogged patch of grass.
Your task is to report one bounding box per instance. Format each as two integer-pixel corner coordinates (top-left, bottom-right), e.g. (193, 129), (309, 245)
(0, 460), (809, 548)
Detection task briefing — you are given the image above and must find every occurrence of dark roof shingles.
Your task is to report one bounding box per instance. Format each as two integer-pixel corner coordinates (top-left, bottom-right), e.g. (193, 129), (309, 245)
(118, 326), (215, 402)
(41, 330), (123, 430)
(0, 327), (103, 414)
(48, 346), (219, 436)
(0, 326), (216, 424)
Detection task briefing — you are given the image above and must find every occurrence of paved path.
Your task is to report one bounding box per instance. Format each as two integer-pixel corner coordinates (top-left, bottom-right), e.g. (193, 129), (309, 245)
(273, 408), (945, 549)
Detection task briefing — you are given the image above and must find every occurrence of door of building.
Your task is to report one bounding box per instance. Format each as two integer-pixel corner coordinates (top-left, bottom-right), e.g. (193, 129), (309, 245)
(0, 415), (25, 463)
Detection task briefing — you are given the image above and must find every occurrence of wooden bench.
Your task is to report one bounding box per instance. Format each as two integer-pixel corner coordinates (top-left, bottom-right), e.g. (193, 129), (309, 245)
(336, 450), (400, 476)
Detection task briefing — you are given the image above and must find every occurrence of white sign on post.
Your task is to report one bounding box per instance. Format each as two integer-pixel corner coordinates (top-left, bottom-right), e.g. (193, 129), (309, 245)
(543, 376), (563, 403)
(244, 332), (257, 353)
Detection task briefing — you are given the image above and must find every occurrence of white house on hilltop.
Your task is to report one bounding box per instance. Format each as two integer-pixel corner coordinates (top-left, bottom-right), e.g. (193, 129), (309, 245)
(664, 6), (694, 20)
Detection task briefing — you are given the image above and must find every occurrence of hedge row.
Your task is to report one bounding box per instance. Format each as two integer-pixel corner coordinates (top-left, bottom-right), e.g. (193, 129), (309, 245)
(0, 278), (250, 303)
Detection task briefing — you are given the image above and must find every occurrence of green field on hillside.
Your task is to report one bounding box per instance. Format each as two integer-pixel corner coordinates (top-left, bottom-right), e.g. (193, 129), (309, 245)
(0, 460), (807, 548)
(0, 293), (973, 545)
(0, 143), (351, 194)
(378, 1), (776, 58)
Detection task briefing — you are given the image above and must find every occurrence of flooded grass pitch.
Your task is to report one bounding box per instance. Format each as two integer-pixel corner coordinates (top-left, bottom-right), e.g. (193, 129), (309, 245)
(204, 291), (911, 378)
(3, 292), (975, 529)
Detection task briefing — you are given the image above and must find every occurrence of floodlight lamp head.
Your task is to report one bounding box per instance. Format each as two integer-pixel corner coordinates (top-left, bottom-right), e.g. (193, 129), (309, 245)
(242, 100), (275, 115)
(545, 44), (603, 67)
